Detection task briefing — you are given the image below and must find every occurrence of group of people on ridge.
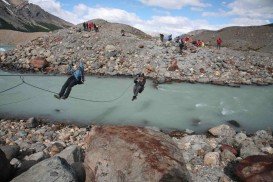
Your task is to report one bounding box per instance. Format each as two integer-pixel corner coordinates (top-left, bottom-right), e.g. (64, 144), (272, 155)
(54, 62), (146, 102)
(83, 22), (99, 32)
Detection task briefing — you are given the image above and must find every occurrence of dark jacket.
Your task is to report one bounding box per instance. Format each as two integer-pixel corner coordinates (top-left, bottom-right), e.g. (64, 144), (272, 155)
(67, 62), (85, 83)
(134, 75), (146, 87)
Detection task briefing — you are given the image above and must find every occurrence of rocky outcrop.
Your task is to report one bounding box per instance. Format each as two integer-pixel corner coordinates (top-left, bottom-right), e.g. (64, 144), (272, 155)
(0, 0), (73, 32)
(84, 125), (191, 182)
(11, 157), (78, 182)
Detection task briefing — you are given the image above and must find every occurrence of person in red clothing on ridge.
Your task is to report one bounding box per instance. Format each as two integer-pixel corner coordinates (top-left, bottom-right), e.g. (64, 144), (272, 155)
(217, 37), (222, 50)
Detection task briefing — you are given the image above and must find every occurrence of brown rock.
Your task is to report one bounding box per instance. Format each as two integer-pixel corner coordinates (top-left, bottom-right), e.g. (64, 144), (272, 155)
(145, 64), (155, 73)
(199, 68), (205, 74)
(84, 125), (190, 182)
(168, 60), (179, 71)
(49, 142), (65, 156)
(138, 44), (144, 48)
(30, 57), (48, 69)
(220, 144), (238, 156)
(235, 155), (273, 182)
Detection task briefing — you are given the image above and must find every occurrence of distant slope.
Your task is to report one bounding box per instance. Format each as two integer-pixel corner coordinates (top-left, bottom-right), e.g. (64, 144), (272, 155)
(187, 24), (273, 54)
(0, 29), (47, 44)
(0, 0), (73, 32)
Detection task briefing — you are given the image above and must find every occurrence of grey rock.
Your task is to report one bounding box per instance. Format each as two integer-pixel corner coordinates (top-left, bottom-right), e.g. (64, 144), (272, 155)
(26, 117), (38, 128)
(56, 145), (84, 165)
(11, 157), (78, 182)
(234, 132), (247, 144)
(0, 145), (20, 161)
(10, 158), (21, 168)
(30, 142), (46, 153)
(240, 139), (262, 159)
(24, 152), (49, 162)
(208, 124), (236, 137)
(221, 149), (236, 162)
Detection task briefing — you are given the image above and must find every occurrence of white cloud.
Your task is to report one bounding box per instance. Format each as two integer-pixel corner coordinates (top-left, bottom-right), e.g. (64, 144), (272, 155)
(29, 0), (79, 24)
(140, 0), (210, 9)
(28, 0), (219, 36)
(202, 0), (273, 26)
(231, 18), (271, 26)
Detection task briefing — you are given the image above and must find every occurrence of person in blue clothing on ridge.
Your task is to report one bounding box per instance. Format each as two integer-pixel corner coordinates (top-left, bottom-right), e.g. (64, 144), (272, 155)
(54, 61), (85, 99)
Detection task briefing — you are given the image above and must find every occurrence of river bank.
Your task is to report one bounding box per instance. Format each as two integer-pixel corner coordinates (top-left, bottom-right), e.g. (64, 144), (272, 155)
(0, 22), (272, 87)
(0, 117), (272, 181)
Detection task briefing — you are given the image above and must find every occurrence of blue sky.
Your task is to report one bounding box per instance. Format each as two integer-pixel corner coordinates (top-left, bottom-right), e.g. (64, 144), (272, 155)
(29, 0), (273, 36)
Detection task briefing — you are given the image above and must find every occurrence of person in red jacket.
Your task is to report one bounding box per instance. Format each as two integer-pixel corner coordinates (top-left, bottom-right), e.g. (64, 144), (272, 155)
(217, 37), (222, 50)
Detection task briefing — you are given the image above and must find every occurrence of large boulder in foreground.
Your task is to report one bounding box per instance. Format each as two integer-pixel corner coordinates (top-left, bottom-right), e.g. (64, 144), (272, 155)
(235, 155), (273, 182)
(84, 125), (191, 182)
(11, 157), (78, 182)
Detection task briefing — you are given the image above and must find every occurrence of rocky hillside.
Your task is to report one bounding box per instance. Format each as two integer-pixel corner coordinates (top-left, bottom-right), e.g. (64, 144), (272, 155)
(0, 19), (273, 86)
(0, 0), (73, 32)
(187, 24), (273, 54)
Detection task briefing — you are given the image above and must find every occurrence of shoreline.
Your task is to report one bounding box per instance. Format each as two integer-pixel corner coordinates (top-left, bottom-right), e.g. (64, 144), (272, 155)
(1, 67), (272, 87)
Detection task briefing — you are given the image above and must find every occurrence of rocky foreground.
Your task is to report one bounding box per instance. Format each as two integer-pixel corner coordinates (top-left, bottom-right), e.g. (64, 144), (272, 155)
(0, 19), (273, 86)
(0, 118), (272, 182)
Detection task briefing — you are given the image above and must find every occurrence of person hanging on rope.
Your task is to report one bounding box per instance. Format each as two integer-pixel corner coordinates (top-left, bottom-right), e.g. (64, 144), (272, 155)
(54, 61), (85, 99)
(132, 73), (146, 101)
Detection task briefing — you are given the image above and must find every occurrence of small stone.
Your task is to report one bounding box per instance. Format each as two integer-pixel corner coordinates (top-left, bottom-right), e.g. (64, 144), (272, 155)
(208, 124), (236, 137)
(49, 142), (65, 156)
(204, 152), (220, 166)
(24, 152), (49, 162)
(221, 149), (236, 162)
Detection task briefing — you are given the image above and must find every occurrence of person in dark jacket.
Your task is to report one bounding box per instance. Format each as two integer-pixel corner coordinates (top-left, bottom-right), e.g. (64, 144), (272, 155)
(83, 22), (87, 31)
(54, 61), (85, 99)
(132, 73), (146, 101)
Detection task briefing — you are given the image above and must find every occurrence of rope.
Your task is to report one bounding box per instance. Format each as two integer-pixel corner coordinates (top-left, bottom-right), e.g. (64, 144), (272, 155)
(19, 76), (133, 103)
(0, 82), (24, 93)
(0, 74), (58, 77)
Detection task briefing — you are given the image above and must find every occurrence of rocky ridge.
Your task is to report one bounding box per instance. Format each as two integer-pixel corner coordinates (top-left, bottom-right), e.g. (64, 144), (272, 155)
(0, 118), (273, 182)
(0, 0), (73, 32)
(0, 20), (272, 86)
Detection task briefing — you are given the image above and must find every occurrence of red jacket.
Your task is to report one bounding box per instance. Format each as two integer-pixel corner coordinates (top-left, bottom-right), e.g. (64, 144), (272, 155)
(217, 38), (222, 45)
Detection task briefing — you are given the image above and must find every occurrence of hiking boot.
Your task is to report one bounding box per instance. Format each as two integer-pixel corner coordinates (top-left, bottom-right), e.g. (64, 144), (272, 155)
(132, 96), (137, 101)
(54, 94), (61, 99)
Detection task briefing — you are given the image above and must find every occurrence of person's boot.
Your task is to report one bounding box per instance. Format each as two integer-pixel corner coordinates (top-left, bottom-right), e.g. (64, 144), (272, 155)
(132, 96), (137, 101)
(54, 94), (61, 99)
(61, 96), (67, 100)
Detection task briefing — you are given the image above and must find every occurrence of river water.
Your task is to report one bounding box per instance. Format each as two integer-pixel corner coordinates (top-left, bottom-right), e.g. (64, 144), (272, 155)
(0, 70), (273, 133)
(0, 44), (15, 52)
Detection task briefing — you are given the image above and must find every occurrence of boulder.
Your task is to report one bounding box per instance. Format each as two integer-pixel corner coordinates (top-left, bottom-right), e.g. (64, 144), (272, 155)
(0, 149), (13, 182)
(0, 145), (20, 161)
(204, 152), (220, 166)
(56, 145), (84, 165)
(11, 157), (77, 182)
(208, 124), (236, 137)
(30, 57), (48, 69)
(235, 155), (273, 182)
(84, 125), (191, 182)
(26, 117), (39, 128)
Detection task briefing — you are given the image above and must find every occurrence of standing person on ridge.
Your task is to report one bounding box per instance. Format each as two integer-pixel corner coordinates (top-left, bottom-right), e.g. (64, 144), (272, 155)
(54, 61), (85, 99)
(217, 37), (222, 50)
(132, 73), (146, 101)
